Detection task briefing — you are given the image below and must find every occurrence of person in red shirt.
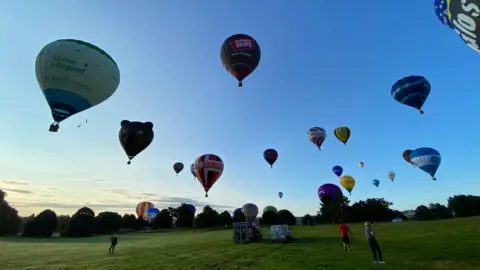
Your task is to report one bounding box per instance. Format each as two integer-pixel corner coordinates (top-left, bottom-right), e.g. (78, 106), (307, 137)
(339, 222), (352, 251)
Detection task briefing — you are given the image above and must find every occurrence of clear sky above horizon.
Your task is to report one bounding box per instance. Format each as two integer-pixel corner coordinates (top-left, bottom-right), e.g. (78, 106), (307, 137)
(0, 1), (478, 217)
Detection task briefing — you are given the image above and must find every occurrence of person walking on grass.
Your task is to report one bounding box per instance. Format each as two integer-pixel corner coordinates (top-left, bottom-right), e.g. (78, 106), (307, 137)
(108, 234), (118, 255)
(364, 222), (385, 264)
(339, 221), (352, 251)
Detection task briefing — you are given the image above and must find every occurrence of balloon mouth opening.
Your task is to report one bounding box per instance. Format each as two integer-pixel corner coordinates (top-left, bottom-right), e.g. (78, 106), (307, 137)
(50, 103), (78, 122)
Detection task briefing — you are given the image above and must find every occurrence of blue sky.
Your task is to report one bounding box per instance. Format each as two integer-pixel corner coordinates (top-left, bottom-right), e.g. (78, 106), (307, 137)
(0, 1), (478, 217)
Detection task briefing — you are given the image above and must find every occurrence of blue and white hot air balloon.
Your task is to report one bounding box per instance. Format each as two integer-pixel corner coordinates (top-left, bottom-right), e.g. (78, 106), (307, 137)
(332, 165), (343, 177)
(146, 208), (160, 223)
(36, 39), (120, 132)
(372, 179), (380, 188)
(410, 147), (441, 180)
(391, 76), (431, 114)
(434, 0), (454, 29)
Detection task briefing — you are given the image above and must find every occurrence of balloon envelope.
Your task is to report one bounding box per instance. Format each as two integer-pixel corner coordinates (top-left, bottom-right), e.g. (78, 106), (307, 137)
(190, 164), (196, 179)
(242, 203), (259, 222)
(263, 206), (278, 214)
(334, 127), (351, 145)
(318, 183), (343, 201)
(307, 127), (327, 150)
(391, 75), (431, 114)
(220, 34), (261, 87)
(186, 204), (196, 215)
(146, 208), (160, 223)
(332, 165), (343, 177)
(136, 201), (154, 220)
(387, 171), (396, 181)
(278, 192), (283, 199)
(194, 154), (224, 197)
(410, 147), (441, 180)
(340, 175), (356, 194)
(372, 179), (380, 187)
(263, 149), (278, 167)
(173, 162), (184, 175)
(403, 149), (414, 165)
(119, 120), (154, 164)
(449, 0), (480, 54)
(35, 39), (120, 127)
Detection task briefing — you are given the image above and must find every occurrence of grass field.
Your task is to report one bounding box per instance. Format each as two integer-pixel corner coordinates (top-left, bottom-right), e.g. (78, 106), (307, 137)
(1, 217), (479, 270)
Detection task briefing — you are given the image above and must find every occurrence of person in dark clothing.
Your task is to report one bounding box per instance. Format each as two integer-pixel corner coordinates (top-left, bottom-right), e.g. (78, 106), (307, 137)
(364, 222), (385, 264)
(108, 234), (118, 255)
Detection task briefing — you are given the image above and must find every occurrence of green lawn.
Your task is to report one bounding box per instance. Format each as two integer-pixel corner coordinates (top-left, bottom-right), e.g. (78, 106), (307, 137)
(1, 217), (479, 270)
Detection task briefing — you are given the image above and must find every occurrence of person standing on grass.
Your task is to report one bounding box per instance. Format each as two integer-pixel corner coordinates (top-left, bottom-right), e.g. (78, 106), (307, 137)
(339, 221), (352, 251)
(108, 234), (118, 255)
(364, 222), (385, 264)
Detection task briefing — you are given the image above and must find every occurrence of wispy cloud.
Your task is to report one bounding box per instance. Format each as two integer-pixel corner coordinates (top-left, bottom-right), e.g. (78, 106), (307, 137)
(3, 188), (33, 194)
(93, 179), (107, 182)
(1, 179), (29, 186)
(40, 186), (59, 190)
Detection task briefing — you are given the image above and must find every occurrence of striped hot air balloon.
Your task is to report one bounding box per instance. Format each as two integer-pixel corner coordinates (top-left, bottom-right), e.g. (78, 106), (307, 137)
(136, 201), (154, 220)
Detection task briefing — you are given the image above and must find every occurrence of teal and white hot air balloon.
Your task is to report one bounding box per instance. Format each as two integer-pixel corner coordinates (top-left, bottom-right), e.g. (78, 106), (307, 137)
(35, 39), (120, 132)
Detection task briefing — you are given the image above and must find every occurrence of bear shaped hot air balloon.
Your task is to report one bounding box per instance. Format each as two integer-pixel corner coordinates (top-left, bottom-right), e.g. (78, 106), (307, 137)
(118, 120), (154, 165)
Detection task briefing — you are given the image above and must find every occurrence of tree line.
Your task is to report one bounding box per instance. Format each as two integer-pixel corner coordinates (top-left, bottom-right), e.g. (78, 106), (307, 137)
(1, 188), (479, 237)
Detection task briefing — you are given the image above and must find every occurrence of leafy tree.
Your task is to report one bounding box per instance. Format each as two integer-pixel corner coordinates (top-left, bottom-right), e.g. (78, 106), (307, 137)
(56, 215), (71, 232)
(260, 211), (278, 226)
(60, 207), (95, 237)
(277, 209), (296, 226)
(23, 209), (57, 237)
(428, 203), (452, 220)
(318, 195), (350, 224)
(0, 189), (21, 236)
(194, 206), (220, 228)
(232, 209), (245, 222)
(134, 216), (148, 230)
(413, 205), (432, 221)
(121, 214), (137, 229)
(94, 211), (122, 234)
(151, 209), (173, 229)
(174, 204), (194, 228)
(448, 195), (480, 218)
(218, 211), (233, 227)
(302, 214), (314, 225)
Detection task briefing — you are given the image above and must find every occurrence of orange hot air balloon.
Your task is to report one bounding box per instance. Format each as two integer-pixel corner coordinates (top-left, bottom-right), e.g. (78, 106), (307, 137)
(136, 201), (154, 220)
(402, 149), (415, 167)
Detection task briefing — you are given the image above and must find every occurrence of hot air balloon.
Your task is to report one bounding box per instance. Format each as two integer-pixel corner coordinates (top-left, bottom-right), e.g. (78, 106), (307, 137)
(410, 147), (441, 180)
(263, 206), (278, 214)
(332, 165), (343, 177)
(119, 120), (154, 165)
(359, 162), (365, 168)
(35, 39), (120, 132)
(434, 0), (454, 29)
(391, 75), (431, 114)
(278, 192), (283, 199)
(186, 204), (196, 215)
(307, 127), (327, 150)
(403, 149), (415, 167)
(263, 149), (278, 168)
(372, 179), (380, 188)
(334, 127), (351, 145)
(190, 163), (196, 179)
(220, 34), (261, 87)
(242, 203), (259, 222)
(318, 183), (343, 202)
(136, 201), (154, 220)
(173, 162), (184, 175)
(449, 0), (480, 54)
(340, 175), (356, 195)
(234, 208), (242, 214)
(146, 207), (160, 223)
(387, 171), (396, 182)
(194, 154), (224, 197)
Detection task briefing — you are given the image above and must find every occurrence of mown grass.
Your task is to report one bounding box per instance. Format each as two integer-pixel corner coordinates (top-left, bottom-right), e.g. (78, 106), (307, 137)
(1, 217), (479, 270)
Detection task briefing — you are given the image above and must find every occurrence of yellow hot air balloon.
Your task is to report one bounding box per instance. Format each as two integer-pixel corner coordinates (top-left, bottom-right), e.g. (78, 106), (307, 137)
(340, 175), (355, 194)
(358, 161), (364, 167)
(334, 127), (351, 145)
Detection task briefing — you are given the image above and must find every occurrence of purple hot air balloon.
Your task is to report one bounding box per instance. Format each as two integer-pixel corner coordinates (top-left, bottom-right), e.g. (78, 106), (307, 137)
(318, 183), (343, 201)
(186, 204), (196, 215)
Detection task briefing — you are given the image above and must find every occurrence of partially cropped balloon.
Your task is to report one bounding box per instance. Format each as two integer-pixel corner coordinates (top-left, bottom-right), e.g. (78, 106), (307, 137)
(410, 147), (441, 180)
(35, 39), (120, 132)
(391, 76), (431, 114)
(186, 204), (196, 215)
(194, 154), (224, 197)
(403, 149), (414, 166)
(434, 0), (454, 29)
(332, 165), (343, 177)
(340, 175), (356, 194)
(263, 206), (278, 214)
(220, 34), (261, 87)
(136, 201), (154, 220)
(307, 127), (327, 150)
(263, 149), (278, 168)
(190, 164), (196, 179)
(242, 203), (258, 222)
(449, 0), (480, 54)
(318, 183), (343, 201)
(334, 127), (351, 145)
(146, 208), (160, 223)
(119, 120), (154, 165)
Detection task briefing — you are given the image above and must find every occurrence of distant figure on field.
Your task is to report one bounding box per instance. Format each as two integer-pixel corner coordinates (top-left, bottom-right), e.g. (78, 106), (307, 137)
(364, 222), (385, 264)
(339, 221), (352, 251)
(108, 234), (118, 255)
